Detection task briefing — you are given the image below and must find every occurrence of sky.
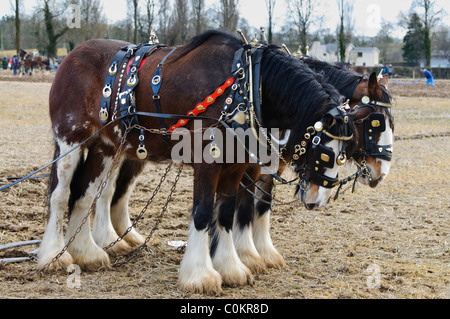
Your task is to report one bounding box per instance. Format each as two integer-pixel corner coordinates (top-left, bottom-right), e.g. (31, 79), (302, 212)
(8, 0), (450, 39)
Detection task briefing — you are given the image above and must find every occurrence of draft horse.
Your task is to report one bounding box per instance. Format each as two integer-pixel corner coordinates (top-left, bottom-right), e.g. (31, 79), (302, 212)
(38, 31), (356, 294)
(232, 56), (395, 272)
(18, 49), (47, 76)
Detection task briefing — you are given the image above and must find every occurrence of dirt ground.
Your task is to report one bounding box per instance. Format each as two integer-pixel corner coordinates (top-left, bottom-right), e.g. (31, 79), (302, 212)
(0, 69), (449, 300)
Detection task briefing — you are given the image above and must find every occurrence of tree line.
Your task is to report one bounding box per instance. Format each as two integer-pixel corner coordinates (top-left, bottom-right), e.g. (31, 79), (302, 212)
(1, 0), (448, 68)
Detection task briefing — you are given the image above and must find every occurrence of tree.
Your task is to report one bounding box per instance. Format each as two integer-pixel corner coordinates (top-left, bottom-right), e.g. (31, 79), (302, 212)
(265, 0), (276, 44)
(376, 20), (395, 64)
(288, 0), (321, 51)
(15, 0), (20, 54)
(219, 0), (239, 32)
(414, 0), (443, 67)
(131, 0), (138, 43)
(337, 0), (354, 62)
(174, 0), (189, 43)
(158, 0), (170, 43)
(433, 24), (450, 57)
(191, 0), (206, 35)
(42, 0), (68, 58)
(402, 13), (425, 65)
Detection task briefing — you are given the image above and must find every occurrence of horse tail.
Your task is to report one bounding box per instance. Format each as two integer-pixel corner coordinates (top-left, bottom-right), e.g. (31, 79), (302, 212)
(47, 141), (85, 219)
(47, 143), (60, 202)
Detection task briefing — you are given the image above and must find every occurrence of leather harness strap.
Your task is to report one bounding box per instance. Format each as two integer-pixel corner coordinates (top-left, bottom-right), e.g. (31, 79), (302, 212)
(151, 48), (177, 134)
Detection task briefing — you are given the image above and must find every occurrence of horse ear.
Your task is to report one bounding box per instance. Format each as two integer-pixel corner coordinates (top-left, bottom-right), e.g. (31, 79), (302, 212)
(379, 74), (389, 87)
(368, 72), (382, 100)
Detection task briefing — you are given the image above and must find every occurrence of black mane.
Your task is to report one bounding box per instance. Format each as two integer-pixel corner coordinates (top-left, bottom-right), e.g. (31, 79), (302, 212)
(260, 46), (354, 152)
(260, 46), (342, 128)
(303, 57), (363, 100)
(172, 30), (243, 62)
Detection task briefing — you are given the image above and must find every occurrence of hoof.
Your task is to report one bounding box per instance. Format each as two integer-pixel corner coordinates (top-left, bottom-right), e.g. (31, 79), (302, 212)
(69, 246), (111, 271)
(259, 247), (286, 269)
(37, 250), (74, 271)
(178, 266), (223, 295)
(238, 251), (268, 274)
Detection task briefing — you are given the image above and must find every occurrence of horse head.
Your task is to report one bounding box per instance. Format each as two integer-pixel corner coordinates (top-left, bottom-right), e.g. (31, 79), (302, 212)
(260, 49), (356, 209)
(348, 72), (394, 188)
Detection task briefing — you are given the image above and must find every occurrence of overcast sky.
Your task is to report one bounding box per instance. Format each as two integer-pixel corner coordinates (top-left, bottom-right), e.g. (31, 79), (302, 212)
(9, 0), (450, 38)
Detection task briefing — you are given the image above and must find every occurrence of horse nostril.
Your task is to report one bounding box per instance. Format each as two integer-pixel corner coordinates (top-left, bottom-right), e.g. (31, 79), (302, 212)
(305, 203), (319, 210)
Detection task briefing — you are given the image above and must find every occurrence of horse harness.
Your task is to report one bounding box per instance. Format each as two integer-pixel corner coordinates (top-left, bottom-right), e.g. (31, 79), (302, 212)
(99, 43), (177, 159)
(98, 38), (355, 192)
(220, 39), (354, 190)
(352, 96), (393, 162)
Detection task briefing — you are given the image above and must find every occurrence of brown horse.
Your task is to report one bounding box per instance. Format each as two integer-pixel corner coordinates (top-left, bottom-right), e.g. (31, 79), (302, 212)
(18, 49), (47, 76)
(231, 57), (395, 273)
(38, 31), (357, 294)
(107, 55), (396, 274)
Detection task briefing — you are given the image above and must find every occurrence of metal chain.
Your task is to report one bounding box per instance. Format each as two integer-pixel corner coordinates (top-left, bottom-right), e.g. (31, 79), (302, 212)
(102, 162), (173, 252)
(35, 125), (134, 273)
(111, 162), (184, 267)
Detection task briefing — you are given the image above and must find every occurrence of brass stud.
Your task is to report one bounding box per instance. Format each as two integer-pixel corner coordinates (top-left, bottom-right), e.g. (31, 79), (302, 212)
(321, 153), (330, 162)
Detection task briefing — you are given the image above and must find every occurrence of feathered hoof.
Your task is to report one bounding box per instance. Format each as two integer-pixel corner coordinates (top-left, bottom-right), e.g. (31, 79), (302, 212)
(219, 263), (254, 287)
(239, 252), (268, 275)
(178, 267), (223, 295)
(37, 250), (74, 271)
(260, 248), (286, 269)
(69, 247), (111, 271)
(104, 239), (133, 256)
(122, 229), (146, 247)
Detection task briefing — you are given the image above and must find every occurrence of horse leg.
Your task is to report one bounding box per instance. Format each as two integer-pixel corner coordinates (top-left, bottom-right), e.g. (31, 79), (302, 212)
(37, 140), (81, 270)
(65, 141), (115, 270)
(232, 168), (267, 274)
(253, 174), (286, 269)
(91, 156), (133, 255)
(109, 159), (147, 247)
(178, 164), (222, 295)
(210, 176), (253, 286)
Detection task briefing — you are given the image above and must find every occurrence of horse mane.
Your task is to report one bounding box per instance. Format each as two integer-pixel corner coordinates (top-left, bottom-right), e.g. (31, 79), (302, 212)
(261, 46), (342, 125)
(171, 30), (243, 63)
(303, 57), (363, 100)
(260, 46), (356, 152)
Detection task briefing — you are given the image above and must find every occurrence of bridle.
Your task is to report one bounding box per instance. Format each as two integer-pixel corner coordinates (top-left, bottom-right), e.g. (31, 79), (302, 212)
(219, 35), (355, 192)
(352, 95), (393, 162)
(291, 106), (354, 190)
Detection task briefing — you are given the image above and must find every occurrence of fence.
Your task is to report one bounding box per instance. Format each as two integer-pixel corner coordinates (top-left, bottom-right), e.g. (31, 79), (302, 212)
(366, 66), (450, 79)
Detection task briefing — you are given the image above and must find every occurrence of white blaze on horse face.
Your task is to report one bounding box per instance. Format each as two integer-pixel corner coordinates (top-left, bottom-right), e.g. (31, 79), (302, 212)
(363, 112), (393, 185)
(304, 139), (342, 207)
(377, 114), (393, 181)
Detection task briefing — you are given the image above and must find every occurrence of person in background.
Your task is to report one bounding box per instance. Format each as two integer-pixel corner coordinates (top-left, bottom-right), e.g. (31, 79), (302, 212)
(2, 56), (8, 70)
(388, 64), (393, 78)
(12, 55), (19, 75)
(423, 68), (435, 87)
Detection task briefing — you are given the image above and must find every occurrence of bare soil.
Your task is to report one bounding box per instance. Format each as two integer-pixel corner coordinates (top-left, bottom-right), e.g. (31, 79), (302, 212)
(0, 70), (449, 299)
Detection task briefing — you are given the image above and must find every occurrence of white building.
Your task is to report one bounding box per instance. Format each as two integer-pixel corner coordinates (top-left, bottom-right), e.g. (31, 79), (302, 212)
(420, 51), (450, 68)
(309, 41), (380, 67)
